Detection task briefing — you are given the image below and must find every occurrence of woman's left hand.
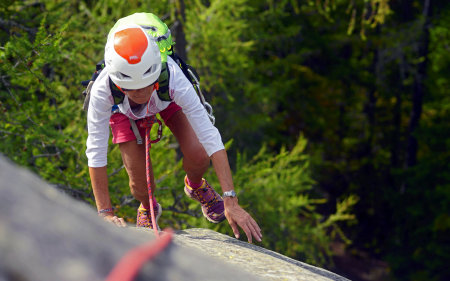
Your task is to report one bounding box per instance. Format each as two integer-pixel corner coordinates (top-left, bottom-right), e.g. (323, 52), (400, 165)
(224, 197), (262, 243)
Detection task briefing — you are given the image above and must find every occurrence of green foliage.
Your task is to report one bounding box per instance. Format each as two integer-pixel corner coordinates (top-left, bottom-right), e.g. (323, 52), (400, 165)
(1, 1), (449, 280)
(117, 134), (357, 267)
(185, 0), (254, 98)
(206, 136), (357, 266)
(0, 0), (357, 268)
(308, 0), (392, 39)
(0, 3), (90, 198)
(383, 7), (450, 281)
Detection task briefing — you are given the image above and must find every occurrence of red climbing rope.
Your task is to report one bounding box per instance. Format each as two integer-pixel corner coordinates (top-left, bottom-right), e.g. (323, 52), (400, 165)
(105, 229), (173, 281)
(140, 116), (162, 238)
(105, 116), (168, 281)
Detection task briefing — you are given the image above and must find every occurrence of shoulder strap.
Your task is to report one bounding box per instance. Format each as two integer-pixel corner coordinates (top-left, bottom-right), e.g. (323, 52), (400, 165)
(169, 53), (215, 124)
(81, 60), (126, 110)
(170, 53), (197, 83)
(155, 53), (200, 102)
(156, 62), (172, 101)
(109, 78), (125, 105)
(82, 60), (108, 111)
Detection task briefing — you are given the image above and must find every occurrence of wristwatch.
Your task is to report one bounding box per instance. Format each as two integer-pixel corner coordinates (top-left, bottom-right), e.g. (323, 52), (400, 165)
(223, 190), (237, 198)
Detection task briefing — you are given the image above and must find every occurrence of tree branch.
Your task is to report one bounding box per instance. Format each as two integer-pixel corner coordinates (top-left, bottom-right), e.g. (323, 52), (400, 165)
(0, 18), (37, 35)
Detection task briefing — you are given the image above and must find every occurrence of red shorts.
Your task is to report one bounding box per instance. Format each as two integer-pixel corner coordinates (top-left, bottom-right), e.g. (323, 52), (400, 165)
(109, 102), (181, 144)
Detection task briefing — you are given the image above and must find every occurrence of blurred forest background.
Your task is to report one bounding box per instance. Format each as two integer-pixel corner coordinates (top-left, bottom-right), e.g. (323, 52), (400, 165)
(1, 0), (449, 280)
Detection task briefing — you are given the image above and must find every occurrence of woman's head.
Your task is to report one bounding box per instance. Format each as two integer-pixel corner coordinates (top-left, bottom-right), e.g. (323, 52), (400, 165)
(104, 24), (161, 90)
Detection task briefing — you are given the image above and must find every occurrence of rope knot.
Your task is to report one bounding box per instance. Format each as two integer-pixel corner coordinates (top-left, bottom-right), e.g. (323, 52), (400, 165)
(140, 116), (157, 129)
(140, 116), (163, 144)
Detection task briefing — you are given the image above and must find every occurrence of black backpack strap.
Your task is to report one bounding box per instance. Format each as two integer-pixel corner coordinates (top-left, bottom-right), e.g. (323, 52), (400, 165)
(170, 53), (200, 84)
(169, 53), (215, 124)
(156, 62), (172, 101)
(96, 60), (105, 71)
(81, 60), (105, 87)
(88, 59), (124, 106)
(82, 60), (107, 111)
(109, 78), (125, 105)
(81, 60), (126, 111)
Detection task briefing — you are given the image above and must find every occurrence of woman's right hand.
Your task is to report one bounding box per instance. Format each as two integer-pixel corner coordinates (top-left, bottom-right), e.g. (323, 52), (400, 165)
(101, 214), (127, 227)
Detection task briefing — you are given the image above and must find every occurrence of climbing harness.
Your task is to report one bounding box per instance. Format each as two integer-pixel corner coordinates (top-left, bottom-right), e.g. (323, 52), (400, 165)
(129, 118), (143, 145)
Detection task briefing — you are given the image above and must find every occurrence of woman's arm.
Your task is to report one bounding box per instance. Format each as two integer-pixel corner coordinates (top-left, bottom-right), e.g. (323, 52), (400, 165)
(211, 149), (262, 243)
(89, 166), (126, 227)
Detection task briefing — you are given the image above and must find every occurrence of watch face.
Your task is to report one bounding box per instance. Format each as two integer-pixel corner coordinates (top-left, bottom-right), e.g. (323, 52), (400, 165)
(224, 191), (236, 197)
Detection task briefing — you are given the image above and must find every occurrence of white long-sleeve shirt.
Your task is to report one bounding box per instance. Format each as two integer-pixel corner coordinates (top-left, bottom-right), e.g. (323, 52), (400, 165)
(86, 56), (224, 167)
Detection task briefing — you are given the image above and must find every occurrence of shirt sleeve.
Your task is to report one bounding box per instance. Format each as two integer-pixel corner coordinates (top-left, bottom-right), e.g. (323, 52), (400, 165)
(85, 71), (114, 167)
(168, 58), (225, 156)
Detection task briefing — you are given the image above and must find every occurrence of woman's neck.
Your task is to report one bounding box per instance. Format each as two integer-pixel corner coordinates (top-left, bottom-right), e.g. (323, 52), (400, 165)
(128, 99), (140, 108)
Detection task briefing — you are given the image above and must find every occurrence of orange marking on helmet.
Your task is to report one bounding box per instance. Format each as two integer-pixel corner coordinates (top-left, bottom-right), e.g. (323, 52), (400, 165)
(114, 28), (148, 64)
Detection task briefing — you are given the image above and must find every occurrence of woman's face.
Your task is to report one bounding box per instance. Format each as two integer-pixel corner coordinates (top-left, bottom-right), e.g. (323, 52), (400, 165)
(123, 83), (155, 104)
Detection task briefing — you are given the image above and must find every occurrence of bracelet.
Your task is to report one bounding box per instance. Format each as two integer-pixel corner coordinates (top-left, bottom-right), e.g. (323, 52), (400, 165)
(98, 208), (114, 215)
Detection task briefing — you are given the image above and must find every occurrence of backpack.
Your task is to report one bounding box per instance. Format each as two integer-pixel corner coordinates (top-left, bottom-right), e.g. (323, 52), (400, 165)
(81, 13), (214, 124)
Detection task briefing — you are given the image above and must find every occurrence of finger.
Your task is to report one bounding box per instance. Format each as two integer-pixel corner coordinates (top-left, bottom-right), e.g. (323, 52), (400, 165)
(246, 220), (261, 242)
(111, 216), (119, 225)
(240, 223), (252, 244)
(229, 221), (240, 239)
(246, 220), (261, 243)
(111, 216), (122, 227)
(250, 219), (262, 241)
(242, 212), (262, 241)
(118, 217), (127, 227)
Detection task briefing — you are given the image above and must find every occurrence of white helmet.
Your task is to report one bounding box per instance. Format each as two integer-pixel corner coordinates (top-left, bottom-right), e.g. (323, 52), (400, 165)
(104, 24), (161, 90)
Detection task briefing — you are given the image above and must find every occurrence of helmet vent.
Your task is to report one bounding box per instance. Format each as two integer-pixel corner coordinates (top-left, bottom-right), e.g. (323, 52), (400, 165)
(144, 66), (153, 75)
(119, 72), (131, 79)
(140, 25), (157, 32)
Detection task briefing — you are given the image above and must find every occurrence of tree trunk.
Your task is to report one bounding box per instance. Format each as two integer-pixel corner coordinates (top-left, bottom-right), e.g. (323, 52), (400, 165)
(365, 33), (380, 159)
(172, 0), (188, 161)
(173, 0), (188, 61)
(405, 0), (431, 169)
(391, 55), (406, 169)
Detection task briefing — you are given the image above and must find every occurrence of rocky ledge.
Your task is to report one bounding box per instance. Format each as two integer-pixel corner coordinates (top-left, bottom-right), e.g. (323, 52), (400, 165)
(172, 228), (349, 281)
(0, 155), (348, 281)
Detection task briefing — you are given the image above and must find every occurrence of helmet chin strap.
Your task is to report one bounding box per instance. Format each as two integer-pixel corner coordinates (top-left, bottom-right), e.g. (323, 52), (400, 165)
(114, 83), (127, 95)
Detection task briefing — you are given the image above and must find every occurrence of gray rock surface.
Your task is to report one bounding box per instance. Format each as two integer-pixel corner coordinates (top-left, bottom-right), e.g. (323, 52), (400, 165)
(0, 156), (258, 281)
(173, 228), (350, 281)
(0, 155), (349, 281)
